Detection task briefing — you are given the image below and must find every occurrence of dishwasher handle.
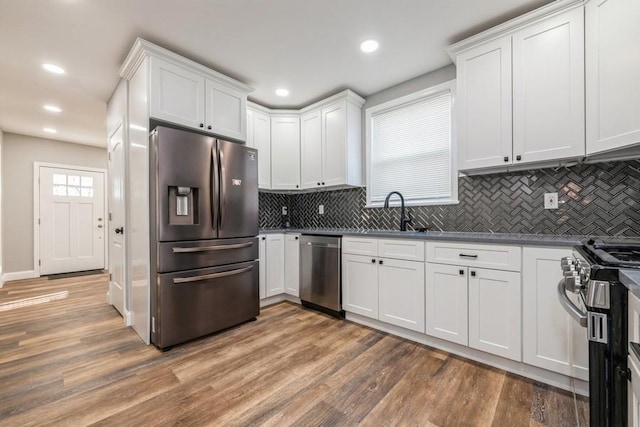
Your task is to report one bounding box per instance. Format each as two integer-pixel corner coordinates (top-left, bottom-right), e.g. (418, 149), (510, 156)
(305, 242), (340, 249)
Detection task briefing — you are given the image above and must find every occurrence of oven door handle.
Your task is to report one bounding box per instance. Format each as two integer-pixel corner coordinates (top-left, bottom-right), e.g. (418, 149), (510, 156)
(557, 280), (588, 327)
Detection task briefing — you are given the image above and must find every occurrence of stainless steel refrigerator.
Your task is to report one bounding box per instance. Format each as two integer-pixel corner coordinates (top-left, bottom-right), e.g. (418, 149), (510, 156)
(149, 126), (259, 349)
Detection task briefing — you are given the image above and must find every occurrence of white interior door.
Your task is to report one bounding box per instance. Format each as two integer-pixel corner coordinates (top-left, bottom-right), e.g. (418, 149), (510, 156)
(39, 166), (105, 275)
(108, 126), (126, 316)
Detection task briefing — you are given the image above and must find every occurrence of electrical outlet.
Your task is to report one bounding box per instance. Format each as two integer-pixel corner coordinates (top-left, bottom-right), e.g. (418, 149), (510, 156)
(318, 205), (325, 215)
(281, 206), (288, 216)
(544, 193), (558, 209)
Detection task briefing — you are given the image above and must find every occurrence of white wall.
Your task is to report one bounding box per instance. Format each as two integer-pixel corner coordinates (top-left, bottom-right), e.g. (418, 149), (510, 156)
(2, 133), (107, 276)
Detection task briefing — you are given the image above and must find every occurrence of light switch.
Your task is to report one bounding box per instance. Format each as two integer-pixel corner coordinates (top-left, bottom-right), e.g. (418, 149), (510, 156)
(318, 205), (324, 215)
(544, 193), (558, 209)
(282, 206), (288, 216)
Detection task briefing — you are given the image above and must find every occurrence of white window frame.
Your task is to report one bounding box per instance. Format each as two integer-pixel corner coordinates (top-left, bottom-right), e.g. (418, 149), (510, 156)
(365, 80), (458, 208)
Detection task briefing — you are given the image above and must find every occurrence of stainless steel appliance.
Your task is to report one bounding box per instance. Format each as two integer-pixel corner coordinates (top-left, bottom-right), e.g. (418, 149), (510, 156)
(300, 235), (342, 317)
(150, 126), (259, 349)
(558, 240), (640, 426)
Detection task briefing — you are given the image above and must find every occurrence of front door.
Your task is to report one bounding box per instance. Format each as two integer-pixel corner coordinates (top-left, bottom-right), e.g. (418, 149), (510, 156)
(108, 125), (126, 316)
(39, 166), (105, 275)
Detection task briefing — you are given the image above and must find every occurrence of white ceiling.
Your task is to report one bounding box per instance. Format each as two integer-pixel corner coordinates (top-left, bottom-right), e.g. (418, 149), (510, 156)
(0, 0), (551, 147)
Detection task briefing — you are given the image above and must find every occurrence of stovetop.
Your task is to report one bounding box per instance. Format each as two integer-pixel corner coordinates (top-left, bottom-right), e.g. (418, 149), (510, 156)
(584, 239), (640, 269)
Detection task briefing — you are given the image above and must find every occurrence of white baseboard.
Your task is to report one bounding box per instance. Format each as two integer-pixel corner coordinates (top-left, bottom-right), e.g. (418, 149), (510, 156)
(260, 293), (301, 308)
(2, 270), (39, 283)
(124, 310), (132, 326)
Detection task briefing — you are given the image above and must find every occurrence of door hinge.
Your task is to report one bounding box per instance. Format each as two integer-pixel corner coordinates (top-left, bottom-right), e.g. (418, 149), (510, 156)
(38, 218), (40, 225)
(108, 152), (112, 161)
(109, 273), (112, 281)
(109, 212), (112, 221)
(38, 259), (41, 266)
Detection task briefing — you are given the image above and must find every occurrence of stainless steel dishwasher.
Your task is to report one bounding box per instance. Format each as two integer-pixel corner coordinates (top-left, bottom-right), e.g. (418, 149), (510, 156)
(300, 235), (343, 317)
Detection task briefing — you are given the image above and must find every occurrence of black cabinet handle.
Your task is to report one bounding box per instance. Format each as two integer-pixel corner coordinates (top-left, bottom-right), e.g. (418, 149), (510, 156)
(199, 123), (204, 128)
(294, 236), (298, 240)
(322, 182), (325, 185)
(317, 182), (320, 186)
(516, 155), (522, 161)
(207, 125), (212, 130)
(261, 237), (266, 241)
(459, 269), (464, 275)
(459, 253), (478, 259)
(371, 259), (376, 263)
(504, 156), (509, 162)
(295, 185), (299, 188)
(471, 271), (476, 277)
(379, 260), (383, 265)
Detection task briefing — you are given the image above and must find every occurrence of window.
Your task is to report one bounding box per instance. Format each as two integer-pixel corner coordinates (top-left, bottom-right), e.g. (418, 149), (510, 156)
(365, 81), (457, 207)
(53, 173), (94, 197)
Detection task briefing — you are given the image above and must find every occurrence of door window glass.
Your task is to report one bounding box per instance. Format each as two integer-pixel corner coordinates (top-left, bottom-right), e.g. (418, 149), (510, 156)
(52, 173), (95, 198)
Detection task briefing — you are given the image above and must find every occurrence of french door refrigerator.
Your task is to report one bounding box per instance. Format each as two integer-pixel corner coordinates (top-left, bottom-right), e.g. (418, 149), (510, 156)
(149, 126), (259, 349)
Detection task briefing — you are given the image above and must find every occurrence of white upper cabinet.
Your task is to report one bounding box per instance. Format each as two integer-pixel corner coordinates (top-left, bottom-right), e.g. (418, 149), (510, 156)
(270, 115), (301, 190)
(135, 40), (252, 142)
(450, 2), (588, 172)
(586, 0), (640, 155)
(247, 104), (272, 189)
(512, 7), (585, 164)
(300, 109), (323, 188)
(456, 37), (513, 170)
(205, 78), (246, 142)
(150, 57), (205, 130)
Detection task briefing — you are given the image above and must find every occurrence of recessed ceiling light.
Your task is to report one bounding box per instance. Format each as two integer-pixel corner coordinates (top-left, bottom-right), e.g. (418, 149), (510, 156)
(360, 39), (379, 53)
(43, 104), (62, 113)
(275, 88), (289, 97)
(43, 127), (57, 134)
(42, 63), (66, 75)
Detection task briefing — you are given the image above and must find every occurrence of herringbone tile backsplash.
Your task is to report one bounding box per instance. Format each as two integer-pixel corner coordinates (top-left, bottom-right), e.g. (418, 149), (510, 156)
(259, 160), (640, 237)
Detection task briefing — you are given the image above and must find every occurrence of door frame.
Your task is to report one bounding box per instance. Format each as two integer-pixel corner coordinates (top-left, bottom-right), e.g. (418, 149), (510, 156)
(33, 162), (108, 277)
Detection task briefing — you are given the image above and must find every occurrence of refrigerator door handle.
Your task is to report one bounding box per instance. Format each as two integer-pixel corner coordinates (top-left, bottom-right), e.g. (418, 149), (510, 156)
(218, 143), (225, 230)
(211, 143), (220, 234)
(172, 242), (254, 253)
(173, 266), (253, 284)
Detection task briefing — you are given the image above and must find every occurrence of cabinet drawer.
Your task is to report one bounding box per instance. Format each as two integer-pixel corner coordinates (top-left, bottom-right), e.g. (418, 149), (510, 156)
(426, 241), (521, 271)
(342, 237), (378, 256)
(378, 239), (425, 262)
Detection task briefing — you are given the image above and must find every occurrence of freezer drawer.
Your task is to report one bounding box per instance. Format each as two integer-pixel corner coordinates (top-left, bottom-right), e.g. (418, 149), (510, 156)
(157, 237), (258, 273)
(153, 260), (259, 349)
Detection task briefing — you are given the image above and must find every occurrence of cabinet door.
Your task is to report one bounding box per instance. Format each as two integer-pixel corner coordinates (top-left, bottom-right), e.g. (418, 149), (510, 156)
(271, 116), (301, 190)
(586, 0), (640, 154)
(284, 234), (300, 297)
(456, 37), (512, 170)
(322, 101), (347, 187)
(342, 254), (378, 319)
(265, 234), (285, 297)
(252, 110), (272, 189)
(205, 79), (247, 142)
(378, 259), (425, 333)
(630, 355), (640, 427)
(425, 263), (468, 346)
(258, 235), (266, 299)
(150, 57), (205, 130)
(300, 110), (323, 189)
(522, 247), (588, 380)
(469, 268), (522, 361)
(512, 7), (585, 165)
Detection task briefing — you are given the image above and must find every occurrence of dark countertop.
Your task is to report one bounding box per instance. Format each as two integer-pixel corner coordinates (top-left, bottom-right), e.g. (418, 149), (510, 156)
(621, 270), (640, 299)
(259, 228), (589, 247)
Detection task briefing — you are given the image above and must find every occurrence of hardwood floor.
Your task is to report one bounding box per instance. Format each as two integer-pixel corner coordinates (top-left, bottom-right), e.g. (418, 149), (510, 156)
(0, 274), (587, 426)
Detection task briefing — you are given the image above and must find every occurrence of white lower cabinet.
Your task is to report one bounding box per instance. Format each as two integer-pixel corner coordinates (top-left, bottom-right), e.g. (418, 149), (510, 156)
(630, 355), (640, 427)
(378, 259), (425, 333)
(425, 263), (468, 346)
(342, 254), (379, 319)
(265, 234), (285, 297)
(284, 234), (300, 297)
(468, 268), (522, 362)
(522, 247), (588, 380)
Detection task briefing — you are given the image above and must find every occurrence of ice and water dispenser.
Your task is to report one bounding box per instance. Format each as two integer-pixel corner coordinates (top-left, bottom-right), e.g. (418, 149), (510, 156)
(168, 186), (199, 225)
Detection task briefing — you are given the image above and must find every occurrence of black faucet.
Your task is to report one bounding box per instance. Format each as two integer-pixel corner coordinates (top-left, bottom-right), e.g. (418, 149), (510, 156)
(383, 191), (412, 231)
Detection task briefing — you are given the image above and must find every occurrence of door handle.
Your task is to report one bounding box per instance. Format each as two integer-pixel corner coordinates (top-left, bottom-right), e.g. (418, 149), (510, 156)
(173, 266), (253, 284)
(557, 280), (588, 327)
(115, 227), (124, 234)
(172, 242), (253, 253)
(459, 253), (478, 259)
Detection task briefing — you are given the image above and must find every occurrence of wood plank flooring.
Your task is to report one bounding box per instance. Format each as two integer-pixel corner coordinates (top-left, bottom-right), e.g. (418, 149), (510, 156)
(0, 274), (588, 426)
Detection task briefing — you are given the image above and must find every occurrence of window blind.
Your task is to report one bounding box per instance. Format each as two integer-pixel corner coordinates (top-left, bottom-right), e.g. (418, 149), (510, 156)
(369, 90), (454, 205)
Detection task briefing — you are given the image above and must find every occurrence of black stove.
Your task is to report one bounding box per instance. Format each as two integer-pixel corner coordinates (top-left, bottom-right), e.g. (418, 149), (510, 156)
(560, 239), (640, 427)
